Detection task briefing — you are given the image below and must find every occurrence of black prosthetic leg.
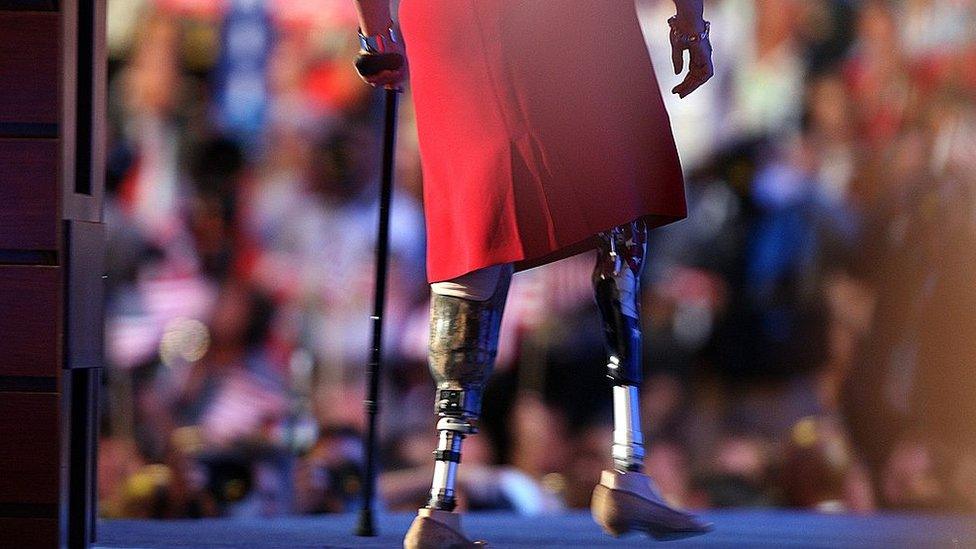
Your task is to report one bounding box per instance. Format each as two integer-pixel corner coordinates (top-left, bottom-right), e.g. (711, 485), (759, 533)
(589, 219), (711, 540)
(593, 220), (648, 472)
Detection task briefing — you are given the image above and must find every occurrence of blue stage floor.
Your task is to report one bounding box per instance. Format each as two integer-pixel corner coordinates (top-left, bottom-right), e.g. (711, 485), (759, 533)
(96, 510), (976, 548)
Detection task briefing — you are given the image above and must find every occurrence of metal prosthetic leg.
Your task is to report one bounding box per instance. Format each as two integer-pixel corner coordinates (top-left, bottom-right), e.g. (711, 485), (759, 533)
(426, 267), (512, 511)
(593, 220), (648, 472)
(404, 269), (511, 548)
(590, 220), (711, 540)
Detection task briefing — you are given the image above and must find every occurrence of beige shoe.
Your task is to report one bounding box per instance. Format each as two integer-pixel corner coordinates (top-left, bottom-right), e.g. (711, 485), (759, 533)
(591, 470), (712, 541)
(403, 508), (486, 549)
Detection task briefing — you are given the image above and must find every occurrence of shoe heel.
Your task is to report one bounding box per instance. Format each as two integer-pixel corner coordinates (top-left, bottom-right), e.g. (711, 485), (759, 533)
(590, 470), (712, 541)
(404, 509), (483, 549)
(591, 483), (631, 537)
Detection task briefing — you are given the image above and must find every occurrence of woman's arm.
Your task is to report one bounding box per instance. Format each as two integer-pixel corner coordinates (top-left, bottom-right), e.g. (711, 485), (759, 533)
(354, 0), (393, 36)
(672, 0), (706, 32)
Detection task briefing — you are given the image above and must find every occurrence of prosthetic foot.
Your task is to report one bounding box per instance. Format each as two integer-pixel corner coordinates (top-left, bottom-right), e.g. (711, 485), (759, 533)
(592, 470), (710, 540)
(404, 267), (511, 549)
(589, 221), (710, 540)
(404, 508), (485, 549)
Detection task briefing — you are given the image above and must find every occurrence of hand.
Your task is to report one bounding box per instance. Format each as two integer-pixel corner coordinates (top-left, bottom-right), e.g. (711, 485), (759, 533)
(669, 17), (713, 98)
(355, 47), (408, 91)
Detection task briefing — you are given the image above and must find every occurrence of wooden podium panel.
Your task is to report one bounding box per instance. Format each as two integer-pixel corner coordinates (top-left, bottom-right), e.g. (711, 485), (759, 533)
(0, 519), (58, 549)
(0, 1), (105, 547)
(0, 10), (60, 128)
(0, 393), (61, 505)
(0, 390), (60, 548)
(0, 141), (61, 251)
(0, 266), (60, 379)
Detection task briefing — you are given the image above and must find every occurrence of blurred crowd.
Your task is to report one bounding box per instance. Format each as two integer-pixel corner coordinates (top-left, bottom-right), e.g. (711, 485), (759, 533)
(98, 0), (976, 519)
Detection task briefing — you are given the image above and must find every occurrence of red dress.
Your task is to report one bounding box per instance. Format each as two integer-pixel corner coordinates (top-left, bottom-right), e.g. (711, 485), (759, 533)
(399, 0), (687, 283)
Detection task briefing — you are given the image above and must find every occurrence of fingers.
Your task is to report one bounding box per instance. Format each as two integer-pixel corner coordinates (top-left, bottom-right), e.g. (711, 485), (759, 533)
(671, 64), (711, 98)
(361, 69), (405, 90)
(671, 73), (704, 98)
(671, 43), (713, 98)
(671, 64), (712, 98)
(671, 43), (684, 75)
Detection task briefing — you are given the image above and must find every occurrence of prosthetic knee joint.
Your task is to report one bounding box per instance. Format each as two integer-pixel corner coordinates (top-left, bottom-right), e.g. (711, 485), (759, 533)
(426, 267), (512, 511)
(593, 220), (648, 472)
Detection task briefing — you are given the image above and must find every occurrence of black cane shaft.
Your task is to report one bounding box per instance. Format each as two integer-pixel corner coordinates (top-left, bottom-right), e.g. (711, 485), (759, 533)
(357, 88), (399, 537)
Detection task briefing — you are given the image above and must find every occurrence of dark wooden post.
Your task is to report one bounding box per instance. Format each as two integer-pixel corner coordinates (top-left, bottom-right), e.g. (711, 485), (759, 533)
(0, 1), (106, 547)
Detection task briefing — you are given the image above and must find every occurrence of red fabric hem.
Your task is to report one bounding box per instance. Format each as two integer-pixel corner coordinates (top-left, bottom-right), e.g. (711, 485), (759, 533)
(426, 211), (685, 283)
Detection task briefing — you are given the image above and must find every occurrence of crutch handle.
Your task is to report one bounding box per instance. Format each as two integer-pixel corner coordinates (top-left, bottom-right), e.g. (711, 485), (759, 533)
(355, 52), (405, 77)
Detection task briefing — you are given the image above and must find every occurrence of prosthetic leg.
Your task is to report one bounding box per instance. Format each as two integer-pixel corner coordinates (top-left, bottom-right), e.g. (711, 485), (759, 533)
(589, 220), (711, 540)
(404, 266), (512, 549)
